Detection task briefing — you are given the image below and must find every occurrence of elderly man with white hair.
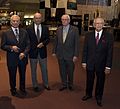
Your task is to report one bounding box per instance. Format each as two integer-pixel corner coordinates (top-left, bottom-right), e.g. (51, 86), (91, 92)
(52, 14), (80, 91)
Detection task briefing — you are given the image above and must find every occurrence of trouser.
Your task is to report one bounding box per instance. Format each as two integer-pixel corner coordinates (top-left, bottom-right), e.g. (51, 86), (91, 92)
(8, 62), (26, 91)
(30, 55), (48, 87)
(86, 69), (105, 100)
(58, 59), (75, 87)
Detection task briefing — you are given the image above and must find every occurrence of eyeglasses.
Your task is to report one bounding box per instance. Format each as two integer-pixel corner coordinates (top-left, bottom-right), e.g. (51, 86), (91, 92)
(61, 19), (69, 21)
(95, 22), (104, 25)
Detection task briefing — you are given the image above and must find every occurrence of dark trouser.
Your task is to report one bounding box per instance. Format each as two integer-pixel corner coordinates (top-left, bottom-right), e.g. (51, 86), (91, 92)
(86, 69), (105, 100)
(58, 59), (75, 87)
(8, 62), (26, 91)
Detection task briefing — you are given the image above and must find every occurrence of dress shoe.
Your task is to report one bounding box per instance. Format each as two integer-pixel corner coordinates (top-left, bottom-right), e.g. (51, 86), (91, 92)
(82, 95), (92, 101)
(33, 87), (41, 92)
(96, 99), (102, 107)
(11, 90), (19, 97)
(68, 86), (74, 91)
(59, 86), (67, 91)
(20, 89), (27, 96)
(44, 86), (51, 90)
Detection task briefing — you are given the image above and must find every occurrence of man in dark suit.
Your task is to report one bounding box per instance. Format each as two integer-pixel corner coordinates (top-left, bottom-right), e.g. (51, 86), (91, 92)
(26, 12), (50, 92)
(81, 17), (114, 106)
(1, 15), (30, 96)
(52, 14), (80, 91)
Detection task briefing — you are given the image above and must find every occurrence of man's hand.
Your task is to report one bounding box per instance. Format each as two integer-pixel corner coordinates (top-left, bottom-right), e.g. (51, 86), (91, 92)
(11, 46), (20, 53)
(19, 53), (25, 60)
(82, 63), (86, 70)
(37, 43), (44, 48)
(52, 53), (56, 57)
(105, 68), (111, 75)
(73, 56), (78, 62)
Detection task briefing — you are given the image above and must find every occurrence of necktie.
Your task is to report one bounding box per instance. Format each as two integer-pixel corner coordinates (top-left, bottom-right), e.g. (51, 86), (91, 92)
(15, 29), (19, 42)
(96, 32), (99, 45)
(63, 27), (67, 43)
(37, 25), (40, 41)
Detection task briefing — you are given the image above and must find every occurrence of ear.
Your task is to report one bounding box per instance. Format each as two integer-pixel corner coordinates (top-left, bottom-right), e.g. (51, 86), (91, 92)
(93, 22), (95, 28)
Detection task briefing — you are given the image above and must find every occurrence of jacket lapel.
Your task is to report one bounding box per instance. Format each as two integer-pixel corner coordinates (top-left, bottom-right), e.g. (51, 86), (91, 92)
(65, 25), (71, 42)
(32, 24), (39, 42)
(59, 26), (63, 43)
(97, 30), (105, 46)
(10, 28), (18, 43)
(62, 25), (71, 44)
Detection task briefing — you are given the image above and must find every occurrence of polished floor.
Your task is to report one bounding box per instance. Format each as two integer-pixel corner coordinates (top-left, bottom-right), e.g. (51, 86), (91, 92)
(0, 26), (120, 109)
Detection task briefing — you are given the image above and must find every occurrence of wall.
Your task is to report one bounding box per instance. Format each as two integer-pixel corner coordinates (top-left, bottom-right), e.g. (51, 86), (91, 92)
(76, 0), (120, 20)
(10, 0), (120, 21)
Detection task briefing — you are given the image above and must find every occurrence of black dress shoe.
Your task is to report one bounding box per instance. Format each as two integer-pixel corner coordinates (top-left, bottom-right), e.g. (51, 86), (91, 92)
(33, 87), (41, 92)
(82, 95), (92, 101)
(44, 86), (51, 90)
(68, 86), (74, 91)
(20, 89), (27, 96)
(11, 90), (19, 96)
(96, 99), (102, 107)
(59, 86), (67, 91)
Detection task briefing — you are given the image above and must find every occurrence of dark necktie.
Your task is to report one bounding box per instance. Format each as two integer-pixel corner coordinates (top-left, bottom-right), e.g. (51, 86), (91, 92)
(96, 32), (99, 45)
(15, 29), (19, 42)
(37, 25), (40, 41)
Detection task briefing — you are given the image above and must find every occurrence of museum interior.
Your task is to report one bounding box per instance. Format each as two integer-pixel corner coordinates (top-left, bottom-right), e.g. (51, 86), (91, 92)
(0, 0), (120, 109)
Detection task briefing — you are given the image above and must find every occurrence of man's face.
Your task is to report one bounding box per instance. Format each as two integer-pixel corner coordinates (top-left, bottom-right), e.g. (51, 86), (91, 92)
(61, 15), (70, 26)
(93, 18), (104, 32)
(33, 13), (42, 25)
(10, 15), (20, 28)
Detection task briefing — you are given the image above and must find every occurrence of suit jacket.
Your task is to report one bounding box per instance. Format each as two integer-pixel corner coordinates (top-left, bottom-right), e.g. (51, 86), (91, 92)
(53, 25), (80, 60)
(1, 28), (30, 67)
(82, 30), (114, 72)
(26, 24), (50, 59)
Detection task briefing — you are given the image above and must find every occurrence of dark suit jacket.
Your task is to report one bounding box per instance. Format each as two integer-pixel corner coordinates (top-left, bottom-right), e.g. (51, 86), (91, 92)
(53, 25), (80, 60)
(26, 24), (50, 59)
(1, 28), (30, 67)
(82, 30), (114, 72)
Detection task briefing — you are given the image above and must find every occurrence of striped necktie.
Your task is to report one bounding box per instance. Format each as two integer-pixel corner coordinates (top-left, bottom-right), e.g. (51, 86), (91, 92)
(37, 25), (40, 41)
(15, 28), (19, 42)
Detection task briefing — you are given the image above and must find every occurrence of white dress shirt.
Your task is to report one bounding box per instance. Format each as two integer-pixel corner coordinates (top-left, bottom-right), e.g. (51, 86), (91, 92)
(34, 24), (42, 39)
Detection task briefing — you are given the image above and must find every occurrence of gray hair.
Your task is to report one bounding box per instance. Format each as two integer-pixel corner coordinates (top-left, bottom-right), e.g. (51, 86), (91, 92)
(61, 14), (70, 22)
(93, 17), (105, 24)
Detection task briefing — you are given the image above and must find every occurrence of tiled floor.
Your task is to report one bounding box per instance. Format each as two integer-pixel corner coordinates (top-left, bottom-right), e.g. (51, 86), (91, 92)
(0, 26), (120, 109)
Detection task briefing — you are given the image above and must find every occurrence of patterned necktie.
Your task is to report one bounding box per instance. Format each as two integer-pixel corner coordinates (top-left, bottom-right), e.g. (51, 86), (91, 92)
(37, 25), (40, 41)
(15, 29), (19, 42)
(96, 32), (99, 45)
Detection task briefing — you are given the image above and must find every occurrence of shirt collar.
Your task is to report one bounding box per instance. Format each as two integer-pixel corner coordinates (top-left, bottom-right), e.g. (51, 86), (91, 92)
(95, 29), (103, 38)
(34, 24), (41, 28)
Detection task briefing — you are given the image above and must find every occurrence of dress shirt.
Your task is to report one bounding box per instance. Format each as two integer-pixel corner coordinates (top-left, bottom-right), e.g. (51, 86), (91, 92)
(63, 24), (69, 43)
(34, 24), (41, 39)
(12, 27), (19, 36)
(95, 29), (103, 40)
(12, 27), (19, 41)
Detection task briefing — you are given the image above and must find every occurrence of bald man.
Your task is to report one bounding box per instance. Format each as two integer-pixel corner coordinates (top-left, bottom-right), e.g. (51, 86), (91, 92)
(26, 12), (50, 92)
(82, 17), (114, 106)
(1, 15), (30, 96)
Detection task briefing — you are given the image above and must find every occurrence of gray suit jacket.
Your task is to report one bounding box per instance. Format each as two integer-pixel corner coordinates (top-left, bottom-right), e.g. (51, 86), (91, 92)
(53, 25), (80, 60)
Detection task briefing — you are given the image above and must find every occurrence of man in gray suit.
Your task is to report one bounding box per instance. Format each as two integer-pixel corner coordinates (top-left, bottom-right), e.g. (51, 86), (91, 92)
(52, 14), (80, 91)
